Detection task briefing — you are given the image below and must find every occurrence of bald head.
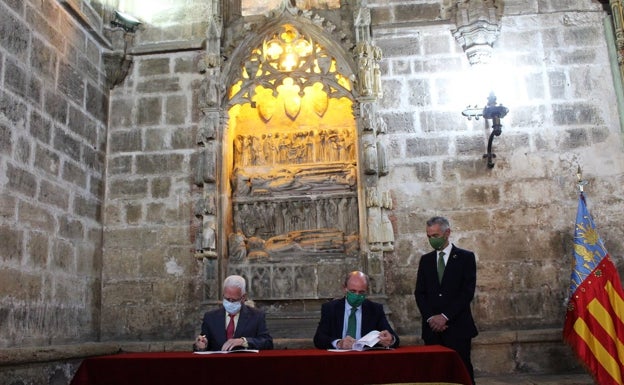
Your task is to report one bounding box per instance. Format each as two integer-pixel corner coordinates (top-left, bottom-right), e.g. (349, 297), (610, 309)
(344, 271), (369, 294)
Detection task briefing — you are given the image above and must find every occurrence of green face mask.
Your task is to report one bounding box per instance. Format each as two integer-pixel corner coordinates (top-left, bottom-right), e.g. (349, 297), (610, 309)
(428, 236), (446, 251)
(346, 291), (366, 307)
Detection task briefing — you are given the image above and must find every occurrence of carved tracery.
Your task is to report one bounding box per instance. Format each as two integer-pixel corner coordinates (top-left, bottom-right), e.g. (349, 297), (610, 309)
(225, 22), (359, 264)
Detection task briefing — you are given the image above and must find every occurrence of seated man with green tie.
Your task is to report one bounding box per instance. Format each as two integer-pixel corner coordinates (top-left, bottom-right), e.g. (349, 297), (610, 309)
(313, 271), (400, 350)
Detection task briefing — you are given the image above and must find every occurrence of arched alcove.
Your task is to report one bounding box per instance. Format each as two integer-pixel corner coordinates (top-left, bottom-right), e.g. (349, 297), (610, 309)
(194, 2), (394, 336)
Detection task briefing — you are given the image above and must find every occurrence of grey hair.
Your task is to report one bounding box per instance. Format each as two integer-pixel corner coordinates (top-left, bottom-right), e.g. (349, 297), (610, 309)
(223, 275), (246, 295)
(426, 216), (450, 232)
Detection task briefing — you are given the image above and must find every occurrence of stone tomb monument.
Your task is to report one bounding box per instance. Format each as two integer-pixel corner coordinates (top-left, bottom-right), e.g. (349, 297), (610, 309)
(194, 4), (394, 337)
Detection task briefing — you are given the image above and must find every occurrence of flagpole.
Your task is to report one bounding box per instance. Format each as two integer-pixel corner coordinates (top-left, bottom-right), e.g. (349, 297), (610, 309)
(566, 165), (624, 385)
(576, 165), (588, 197)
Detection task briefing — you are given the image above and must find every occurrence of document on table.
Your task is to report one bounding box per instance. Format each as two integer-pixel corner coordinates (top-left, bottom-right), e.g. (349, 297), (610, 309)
(352, 330), (380, 350)
(193, 349), (259, 354)
(327, 330), (389, 352)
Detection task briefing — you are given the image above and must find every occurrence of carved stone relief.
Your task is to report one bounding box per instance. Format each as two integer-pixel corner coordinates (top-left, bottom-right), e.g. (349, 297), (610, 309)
(193, 2), (394, 318)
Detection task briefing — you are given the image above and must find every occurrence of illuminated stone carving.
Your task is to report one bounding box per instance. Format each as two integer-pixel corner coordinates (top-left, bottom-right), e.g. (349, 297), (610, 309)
(452, 0), (503, 65)
(194, 2), (394, 317)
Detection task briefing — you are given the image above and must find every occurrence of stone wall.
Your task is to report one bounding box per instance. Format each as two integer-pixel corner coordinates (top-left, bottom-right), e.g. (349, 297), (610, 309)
(102, 49), (204, 340)
(100, 0), (624, 348)
(0, 0), (107, 348)
(0, 0), (109, 383)
(371, 0), (624, 337)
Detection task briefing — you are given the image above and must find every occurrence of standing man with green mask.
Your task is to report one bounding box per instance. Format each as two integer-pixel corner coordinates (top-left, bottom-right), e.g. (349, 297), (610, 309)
(314, 271), (400, 350)
(415, 216), (478, 385)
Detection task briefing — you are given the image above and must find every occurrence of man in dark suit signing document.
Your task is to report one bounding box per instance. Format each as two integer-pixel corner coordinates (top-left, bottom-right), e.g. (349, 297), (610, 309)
(314, 270), (399, 350)
(193, 274), (273, 351)
(415, 216), (478, 384)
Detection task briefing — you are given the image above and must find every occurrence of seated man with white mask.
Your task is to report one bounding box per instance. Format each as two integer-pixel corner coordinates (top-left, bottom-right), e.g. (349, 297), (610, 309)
(193, 275), (273, 351)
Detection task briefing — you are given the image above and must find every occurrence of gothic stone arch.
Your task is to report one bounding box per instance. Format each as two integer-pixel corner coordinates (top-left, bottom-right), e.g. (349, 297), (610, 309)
(193, 2), (394, 336)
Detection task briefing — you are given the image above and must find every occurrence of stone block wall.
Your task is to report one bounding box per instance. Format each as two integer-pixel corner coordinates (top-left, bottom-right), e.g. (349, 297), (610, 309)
(102, 50), (205, 340)
(0, 0), (107, 349)
(98, 0), (624, 348)
(370, 0), (624, 337)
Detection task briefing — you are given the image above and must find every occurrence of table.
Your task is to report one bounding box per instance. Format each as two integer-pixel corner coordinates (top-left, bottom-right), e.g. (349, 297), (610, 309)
(70, 345), (472, 385)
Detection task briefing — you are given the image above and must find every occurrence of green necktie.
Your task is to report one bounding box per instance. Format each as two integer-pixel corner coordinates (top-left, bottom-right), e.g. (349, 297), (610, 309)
(437, 251), (446, 283)
(347, 306), (357, 338)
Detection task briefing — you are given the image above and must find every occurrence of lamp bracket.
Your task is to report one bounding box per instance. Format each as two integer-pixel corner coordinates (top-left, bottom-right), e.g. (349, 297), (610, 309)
(462, 92), (508, 168)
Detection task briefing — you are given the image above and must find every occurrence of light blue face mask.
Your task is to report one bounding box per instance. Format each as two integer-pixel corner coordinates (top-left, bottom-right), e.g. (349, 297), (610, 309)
(223, 299), (242, 314)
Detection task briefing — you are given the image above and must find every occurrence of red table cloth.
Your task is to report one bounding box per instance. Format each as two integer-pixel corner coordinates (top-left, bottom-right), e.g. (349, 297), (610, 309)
(70, 345), (472, 385)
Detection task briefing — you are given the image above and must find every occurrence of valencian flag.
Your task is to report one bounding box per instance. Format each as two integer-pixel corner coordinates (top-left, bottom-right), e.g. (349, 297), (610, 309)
(563, 193), (624, 385)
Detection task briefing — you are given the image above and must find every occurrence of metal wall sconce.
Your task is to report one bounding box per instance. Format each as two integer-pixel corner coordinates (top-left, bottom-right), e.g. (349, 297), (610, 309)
(462, 92), (509, 168)
(111, 10), (142, 33)
(104, 11), (141, 89)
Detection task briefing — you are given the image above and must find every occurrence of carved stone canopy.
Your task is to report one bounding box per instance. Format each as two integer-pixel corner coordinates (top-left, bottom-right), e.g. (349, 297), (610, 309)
(452, 0), (503, 65)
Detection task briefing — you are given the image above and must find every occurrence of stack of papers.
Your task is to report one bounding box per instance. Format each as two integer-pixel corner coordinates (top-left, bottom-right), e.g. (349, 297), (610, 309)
(328, 330), (389, 351)
(352, 330), (381, 351)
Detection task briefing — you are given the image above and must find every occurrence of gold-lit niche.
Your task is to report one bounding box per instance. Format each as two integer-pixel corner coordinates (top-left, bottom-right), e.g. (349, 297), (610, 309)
(226, 23), (358, 244)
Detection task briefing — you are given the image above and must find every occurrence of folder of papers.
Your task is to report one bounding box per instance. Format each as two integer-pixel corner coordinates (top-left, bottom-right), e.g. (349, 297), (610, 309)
(328, 330), (391, 352)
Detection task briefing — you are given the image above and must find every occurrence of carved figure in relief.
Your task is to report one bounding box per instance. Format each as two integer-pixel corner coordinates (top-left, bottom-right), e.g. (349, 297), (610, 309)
(233, 135), (244, 166)
(202, 220), (216, 251)
(377, 139), (388, 176)
(317, 130), (328, 162)
(239, 204), (259, 236)
(337, 197), (349, 231)
(362, 134), (378, 175)
(199, 113), (217, 142)
(205, 74), (220, 107)
(270, 202), (285, 234)
(372, 45), (383, 97)
(376, 115), (387, 135)
(194, 224), (203, 251)
(360, 103), (374, 131)
(256, 135), (266, 165)
(232, 196), (360, 243)
(242, 136), (253, 166)
(367, 186), (379, 208)
(203, 147), (215, 183)
(356, 42), (374, 97)
(263, 133), (276, 165)
(262, 202), (275, 235)
(305, 131), (314, 162)
(381, 191), (393, 210)
(247, 236), (268, 259)
(232, 165), (356, 198)
(231, 169), (251, 195)
(367, 206), (383, 245)
(264, 228), (351, 255)
(228, 231), (247, 262)
(344, 129), (355, 161)
(380, 210), (394, 249)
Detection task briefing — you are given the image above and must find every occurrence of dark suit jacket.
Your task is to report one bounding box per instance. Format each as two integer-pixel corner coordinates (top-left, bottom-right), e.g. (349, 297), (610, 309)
(199, 304), (273, 351)
(415, 244), (478, 344)
(313, 297), (400, 349)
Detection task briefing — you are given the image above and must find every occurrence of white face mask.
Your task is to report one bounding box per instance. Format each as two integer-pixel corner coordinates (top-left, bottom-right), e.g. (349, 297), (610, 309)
(223, 299), (242, 314)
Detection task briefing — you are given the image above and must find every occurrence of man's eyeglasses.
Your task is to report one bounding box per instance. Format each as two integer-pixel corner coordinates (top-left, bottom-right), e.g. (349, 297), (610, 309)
(223, 296), (243, 303)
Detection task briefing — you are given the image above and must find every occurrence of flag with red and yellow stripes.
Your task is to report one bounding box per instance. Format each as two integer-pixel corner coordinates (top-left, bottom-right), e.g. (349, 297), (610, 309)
(563, 193), (624, 385)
